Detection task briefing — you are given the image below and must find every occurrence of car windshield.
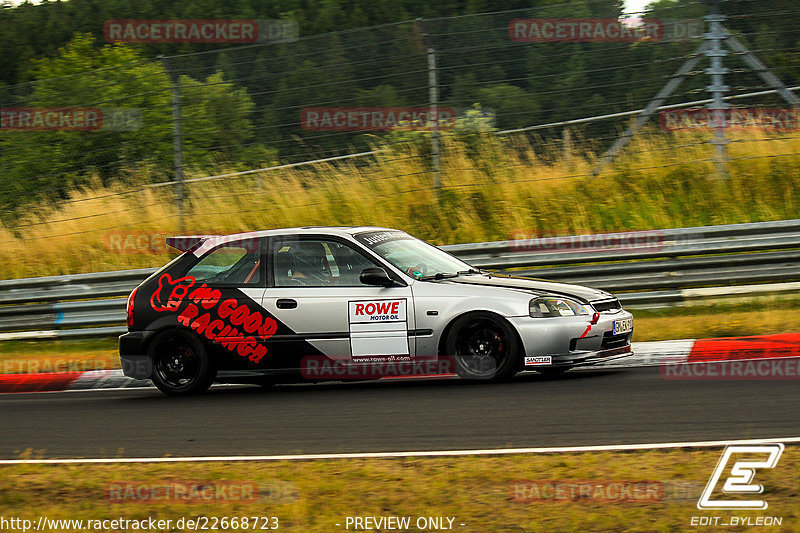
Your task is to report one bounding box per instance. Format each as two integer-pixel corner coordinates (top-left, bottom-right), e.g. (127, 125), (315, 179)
(355, 230), (475, 280)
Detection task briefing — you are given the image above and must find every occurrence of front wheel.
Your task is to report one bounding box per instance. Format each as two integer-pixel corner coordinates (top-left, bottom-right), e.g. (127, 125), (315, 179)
(446, 312), (520, 382)
(149, 329), (215, 395)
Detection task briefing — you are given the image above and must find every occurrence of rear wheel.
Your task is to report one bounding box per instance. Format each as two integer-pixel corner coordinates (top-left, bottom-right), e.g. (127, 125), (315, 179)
(149, 329), (215, 395)
(446, 312), (520, 382)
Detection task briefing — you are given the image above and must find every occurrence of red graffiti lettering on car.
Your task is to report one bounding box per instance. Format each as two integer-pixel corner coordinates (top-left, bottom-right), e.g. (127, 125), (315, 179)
(153, 274), (276, 364)
(150, 273), (195, 312)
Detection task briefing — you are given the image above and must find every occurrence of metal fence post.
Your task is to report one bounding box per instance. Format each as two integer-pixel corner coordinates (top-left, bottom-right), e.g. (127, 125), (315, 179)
(562, 128), (573, 170)
(592, 41), (709, 175)
(704, 0), (729, 178)
(721, 28), (800, 108)
(159, 56), (186, 232)
(427, 47), (441, 192)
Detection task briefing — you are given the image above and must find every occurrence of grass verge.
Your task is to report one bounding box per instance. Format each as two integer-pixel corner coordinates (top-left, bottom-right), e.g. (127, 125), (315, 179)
(1, 447), (798, 532)
(0, 339), (118, 373)
(0, 129), (799, 278)
(631, 294), (800, 341)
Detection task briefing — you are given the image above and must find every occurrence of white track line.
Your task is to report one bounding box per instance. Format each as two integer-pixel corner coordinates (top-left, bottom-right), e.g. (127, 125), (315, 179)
(2, 436), (799, 464)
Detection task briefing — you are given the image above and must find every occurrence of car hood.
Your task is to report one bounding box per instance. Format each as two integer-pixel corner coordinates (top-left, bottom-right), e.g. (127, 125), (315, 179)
(441, 274), (614, 303)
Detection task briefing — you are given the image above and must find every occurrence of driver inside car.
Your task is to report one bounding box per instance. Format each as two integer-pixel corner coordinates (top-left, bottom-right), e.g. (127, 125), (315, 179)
(277, 241), (332, 286)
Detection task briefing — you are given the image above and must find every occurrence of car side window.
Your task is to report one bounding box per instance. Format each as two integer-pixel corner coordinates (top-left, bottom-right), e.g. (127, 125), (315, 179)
(328, 241), (382, 286)
(186, 240), (262, 285)
(273, 239), (383, 287)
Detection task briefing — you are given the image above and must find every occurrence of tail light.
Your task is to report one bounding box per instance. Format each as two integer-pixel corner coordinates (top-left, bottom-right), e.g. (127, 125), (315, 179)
(126, 287), (138, 328)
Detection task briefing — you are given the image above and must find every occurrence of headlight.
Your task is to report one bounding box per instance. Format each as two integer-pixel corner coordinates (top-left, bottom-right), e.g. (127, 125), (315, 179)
(529, 297), (591, 318)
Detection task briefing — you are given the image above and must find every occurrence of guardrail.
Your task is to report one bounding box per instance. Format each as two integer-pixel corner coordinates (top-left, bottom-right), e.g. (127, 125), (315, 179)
(2, 219), (800, 341)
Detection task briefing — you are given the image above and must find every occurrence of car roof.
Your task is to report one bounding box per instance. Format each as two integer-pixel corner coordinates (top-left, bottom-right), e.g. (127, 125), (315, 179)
(182, 226), (401, 240)
(217, 226), (399, 239)
(173, 227), (409, 253)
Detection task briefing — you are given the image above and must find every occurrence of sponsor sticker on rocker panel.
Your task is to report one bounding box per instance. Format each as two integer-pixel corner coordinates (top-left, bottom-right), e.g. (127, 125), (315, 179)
(348, 299), (410, 360)
(525, 356), (552, 366)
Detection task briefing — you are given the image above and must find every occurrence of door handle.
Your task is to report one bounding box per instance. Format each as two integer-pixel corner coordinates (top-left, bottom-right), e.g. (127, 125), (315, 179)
(276, 299), (297, 309)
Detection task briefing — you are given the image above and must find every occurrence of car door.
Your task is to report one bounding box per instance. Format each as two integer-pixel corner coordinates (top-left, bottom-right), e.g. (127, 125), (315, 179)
(262, 236), (415, 367)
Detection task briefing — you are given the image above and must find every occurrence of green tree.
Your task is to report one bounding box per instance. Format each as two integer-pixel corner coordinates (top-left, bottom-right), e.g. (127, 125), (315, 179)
(0, 33), (173, 213)
(0, 34), (261, 214)
(476, 83), (540, 130)
(180, 70), (264, 169)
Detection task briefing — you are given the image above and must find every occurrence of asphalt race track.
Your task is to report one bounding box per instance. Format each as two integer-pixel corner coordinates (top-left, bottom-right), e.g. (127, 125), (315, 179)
(0, 367), (798, 459)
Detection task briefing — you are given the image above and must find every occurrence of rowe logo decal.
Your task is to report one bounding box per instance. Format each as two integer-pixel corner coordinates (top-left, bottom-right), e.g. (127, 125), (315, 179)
(349, 300), (407, 323)
(697, 443), (784, 510)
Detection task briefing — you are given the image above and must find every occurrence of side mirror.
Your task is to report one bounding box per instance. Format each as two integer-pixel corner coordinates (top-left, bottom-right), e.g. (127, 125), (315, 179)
(359, 267), (396, 287)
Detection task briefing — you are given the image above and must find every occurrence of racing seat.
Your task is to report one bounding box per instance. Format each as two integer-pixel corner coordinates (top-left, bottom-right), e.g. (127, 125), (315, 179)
(274, 248), (295, 286)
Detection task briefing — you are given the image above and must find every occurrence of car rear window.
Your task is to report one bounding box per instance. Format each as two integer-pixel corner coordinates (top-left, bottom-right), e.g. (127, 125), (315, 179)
(185, 241), (262, 285)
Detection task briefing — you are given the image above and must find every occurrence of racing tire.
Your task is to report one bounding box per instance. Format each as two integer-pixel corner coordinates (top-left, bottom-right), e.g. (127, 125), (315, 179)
(149, 329), (215, 395)
(446, 312), (520, 382)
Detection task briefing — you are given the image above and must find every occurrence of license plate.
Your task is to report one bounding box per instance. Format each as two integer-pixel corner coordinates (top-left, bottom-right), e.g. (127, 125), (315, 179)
(613, 318), (633, 335)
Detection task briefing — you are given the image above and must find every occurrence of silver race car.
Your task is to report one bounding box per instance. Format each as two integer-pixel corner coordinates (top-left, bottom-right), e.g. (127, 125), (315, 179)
(120, 227), (633, 394)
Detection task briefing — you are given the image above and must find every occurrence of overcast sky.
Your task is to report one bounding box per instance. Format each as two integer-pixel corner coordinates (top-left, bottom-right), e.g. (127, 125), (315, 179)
(624, 0), (653, 14)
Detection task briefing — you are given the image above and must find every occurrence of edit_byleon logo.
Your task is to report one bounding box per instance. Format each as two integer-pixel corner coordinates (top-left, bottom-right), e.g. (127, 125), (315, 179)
(697, 443), (784, 510)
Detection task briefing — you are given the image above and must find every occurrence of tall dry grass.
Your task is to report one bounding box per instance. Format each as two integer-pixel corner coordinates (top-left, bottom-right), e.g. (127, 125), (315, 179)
(1, 128), (798, 279)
